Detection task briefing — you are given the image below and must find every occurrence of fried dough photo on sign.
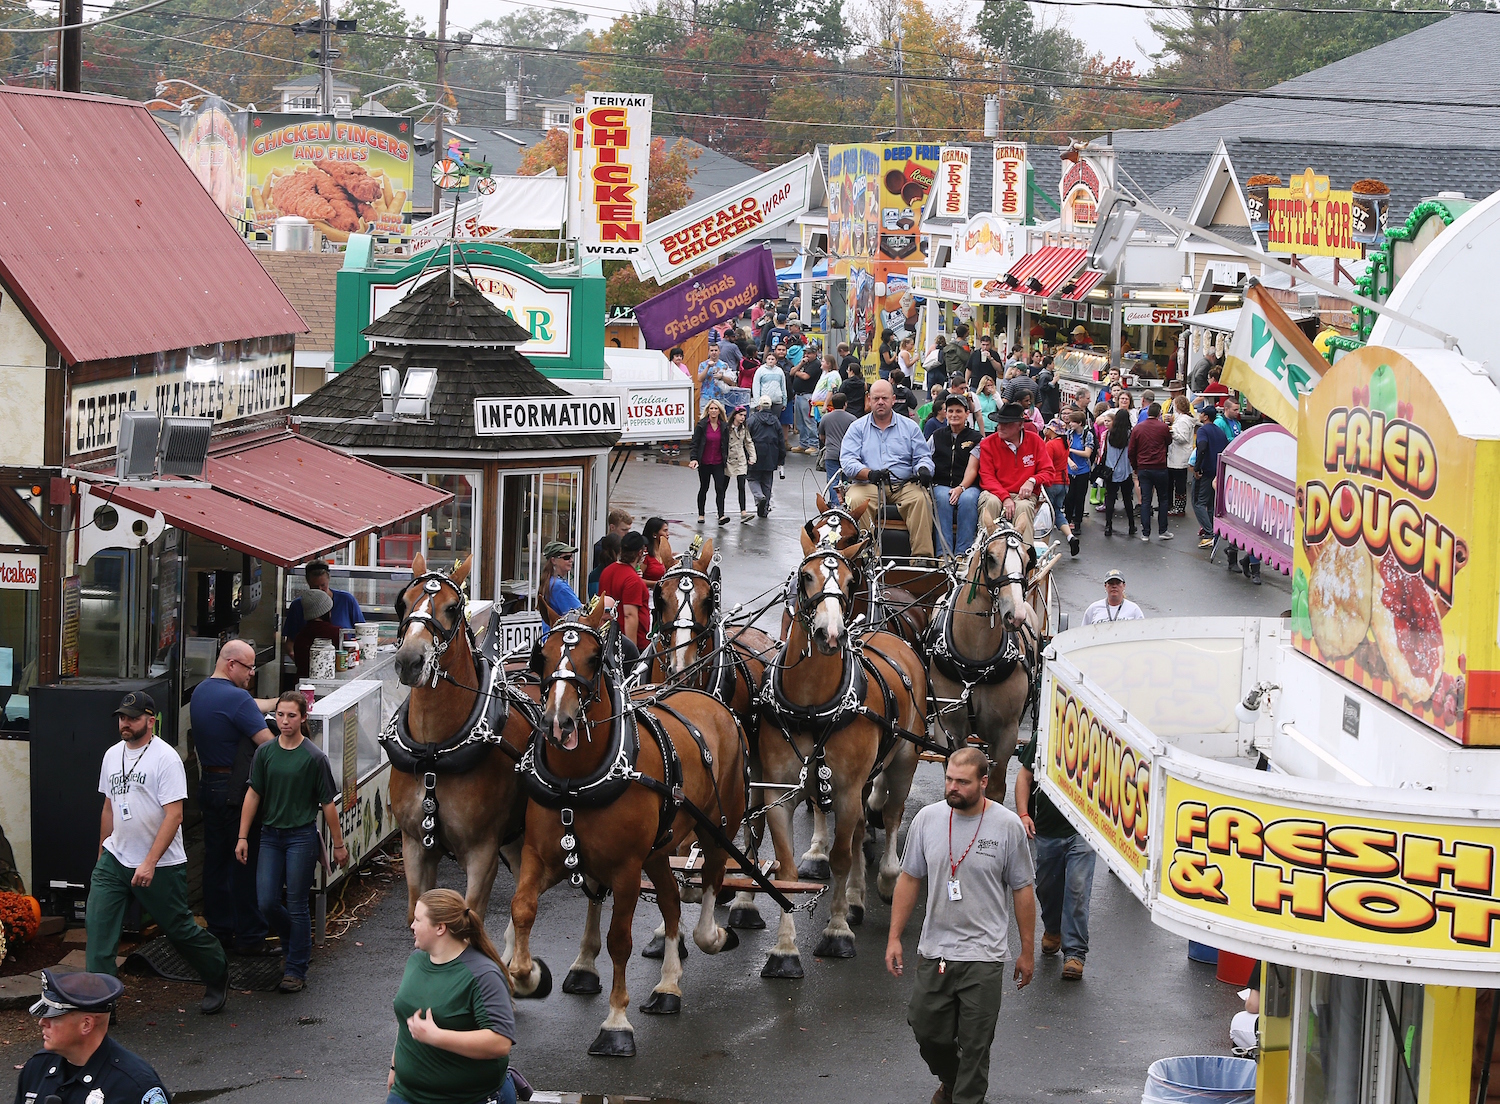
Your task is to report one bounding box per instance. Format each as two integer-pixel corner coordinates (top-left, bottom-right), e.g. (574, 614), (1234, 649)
(1308, 539), (1374, 660)
(1370, 551), (1444, 705)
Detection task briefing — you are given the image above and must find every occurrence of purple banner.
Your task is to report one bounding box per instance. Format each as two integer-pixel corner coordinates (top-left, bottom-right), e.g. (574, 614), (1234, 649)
(633, 247), (777, 350)
(1212, 423), (1297, 576)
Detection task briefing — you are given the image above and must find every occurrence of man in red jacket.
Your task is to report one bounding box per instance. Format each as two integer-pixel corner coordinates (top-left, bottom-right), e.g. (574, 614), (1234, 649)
(1127, 401), (1174, 541)
(978, 402), (1055, 547)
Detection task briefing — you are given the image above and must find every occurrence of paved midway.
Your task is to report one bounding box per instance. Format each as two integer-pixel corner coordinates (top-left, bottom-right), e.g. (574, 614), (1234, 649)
(0, 450), (1290, 1104)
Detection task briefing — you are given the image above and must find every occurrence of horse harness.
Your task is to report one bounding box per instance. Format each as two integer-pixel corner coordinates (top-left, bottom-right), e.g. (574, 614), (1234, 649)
(639, 560), (759, 718)
(520, 619), (797, 913)
(760, 548), (946, 811)
(380, 581), (539, 852)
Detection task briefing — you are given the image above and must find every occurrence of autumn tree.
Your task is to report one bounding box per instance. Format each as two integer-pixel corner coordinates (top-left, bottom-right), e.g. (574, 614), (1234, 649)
(1049, 55), (1179, 140)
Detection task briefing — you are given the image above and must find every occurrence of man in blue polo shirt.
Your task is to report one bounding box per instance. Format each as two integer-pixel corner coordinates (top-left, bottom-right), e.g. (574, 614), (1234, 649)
(190, 638), (278, 955)
(281, 560), (364, 641)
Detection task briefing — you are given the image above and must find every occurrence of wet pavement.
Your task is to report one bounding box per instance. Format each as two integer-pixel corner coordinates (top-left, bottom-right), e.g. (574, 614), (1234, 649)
(0, 450), (1290, 1104)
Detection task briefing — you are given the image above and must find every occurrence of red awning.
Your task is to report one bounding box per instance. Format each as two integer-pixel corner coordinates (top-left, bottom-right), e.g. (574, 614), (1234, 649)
(1062, 269), (1106, 302)
(88, 432), (451, 569)
(1009, 246), (1088, 298)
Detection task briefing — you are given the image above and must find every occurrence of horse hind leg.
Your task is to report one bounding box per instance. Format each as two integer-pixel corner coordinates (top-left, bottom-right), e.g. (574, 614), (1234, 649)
(727, 824), (765, 930)
(797, 806), (832, 880)
(562, 896), (604, 995)
(691, 844), (741, 955)
(846, 817), (869, 928)
(876, 745), (919, 903)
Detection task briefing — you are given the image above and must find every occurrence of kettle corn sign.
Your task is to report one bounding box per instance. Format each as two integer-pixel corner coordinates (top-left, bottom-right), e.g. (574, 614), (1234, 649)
(1160, 772), (1500, 958)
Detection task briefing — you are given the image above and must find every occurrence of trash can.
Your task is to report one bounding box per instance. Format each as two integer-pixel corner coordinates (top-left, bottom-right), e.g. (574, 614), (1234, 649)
(1187, 941), (1218, 965)
(1142, 1056), (1255, 1104)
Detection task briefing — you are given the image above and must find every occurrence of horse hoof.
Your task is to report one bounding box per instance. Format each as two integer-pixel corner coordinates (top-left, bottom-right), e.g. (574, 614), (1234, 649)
(848, 905), (865, 927)
(641, 934), (688, 961)
(640, 991), (682, 1015)
(719, 927), (740, 952)
(814, 932), (857, 959)
(797, 857), (832, 880)
(588, 1027), (636, 1057)
(562, 969), (602, 995)
(761, 952), (805, 979)
(728, 906), (765, 930)
(515, 959), (552, 999)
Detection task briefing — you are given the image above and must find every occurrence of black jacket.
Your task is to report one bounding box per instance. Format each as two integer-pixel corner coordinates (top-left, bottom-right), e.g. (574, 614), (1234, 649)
(747, 410), (786, 472)
(690, 416), (730, 465)
(930, 425), (983, 487)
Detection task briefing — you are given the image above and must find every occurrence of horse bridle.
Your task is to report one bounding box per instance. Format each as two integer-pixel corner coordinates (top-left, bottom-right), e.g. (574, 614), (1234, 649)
(397, 572), (474, 688)
(793, 546), (856, 630)
(653, 560), (721, 657)
(537, 620), (618, 731)
(968, 525), (1031, 626)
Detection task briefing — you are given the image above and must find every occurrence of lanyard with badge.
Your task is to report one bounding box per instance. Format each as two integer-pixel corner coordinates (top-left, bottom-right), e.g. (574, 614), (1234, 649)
(118, 739), (150, 821)
(942, 801), (987, 974)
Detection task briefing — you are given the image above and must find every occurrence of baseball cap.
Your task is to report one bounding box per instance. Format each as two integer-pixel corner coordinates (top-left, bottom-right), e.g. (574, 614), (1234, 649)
(1104, 569), (1125, 584)
(114, 691), (157, 719)
(542, 541), (578, 558)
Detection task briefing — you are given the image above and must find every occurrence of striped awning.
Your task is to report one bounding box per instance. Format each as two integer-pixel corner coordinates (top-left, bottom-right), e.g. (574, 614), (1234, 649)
(1060, 268), (1106, 301)
(1007, 246), (1086, 297)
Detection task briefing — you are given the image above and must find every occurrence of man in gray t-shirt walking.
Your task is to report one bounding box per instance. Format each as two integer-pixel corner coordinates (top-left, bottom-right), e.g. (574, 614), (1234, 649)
(886, 747), (1036, 1104)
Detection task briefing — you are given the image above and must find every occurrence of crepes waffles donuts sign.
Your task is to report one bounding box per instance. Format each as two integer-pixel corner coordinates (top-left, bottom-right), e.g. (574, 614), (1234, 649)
(243, 114), (414, 244)
(1294, 346), (1499, 745)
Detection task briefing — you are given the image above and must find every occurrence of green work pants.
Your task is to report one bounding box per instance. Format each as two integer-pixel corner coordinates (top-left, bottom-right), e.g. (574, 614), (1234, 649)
(85, 850), (228, 984)
(907, 956), (1006, 1104)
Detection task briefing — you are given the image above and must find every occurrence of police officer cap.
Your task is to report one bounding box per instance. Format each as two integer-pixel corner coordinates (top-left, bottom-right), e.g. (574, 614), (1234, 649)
(30, 969), (124, 1018)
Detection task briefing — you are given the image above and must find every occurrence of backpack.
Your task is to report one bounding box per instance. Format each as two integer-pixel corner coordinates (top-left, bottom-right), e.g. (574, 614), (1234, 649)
(942, 342), (968, 380)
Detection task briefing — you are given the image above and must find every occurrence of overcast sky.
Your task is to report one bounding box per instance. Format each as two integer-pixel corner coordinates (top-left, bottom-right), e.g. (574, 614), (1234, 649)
(404, 0), (1163, 71)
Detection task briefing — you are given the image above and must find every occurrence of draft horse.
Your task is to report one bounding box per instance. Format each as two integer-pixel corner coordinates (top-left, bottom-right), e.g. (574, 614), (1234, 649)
(507, 602), (748, 1057)
(753, 529), (927, 976)
(383, 554), (540, 923)
(927, 523), (1037, 800)
(802, 502), (931, 653)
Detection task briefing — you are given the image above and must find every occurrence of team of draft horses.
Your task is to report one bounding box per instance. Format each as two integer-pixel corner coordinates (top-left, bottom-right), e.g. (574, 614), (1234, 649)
(377, 503), (1044, 1058)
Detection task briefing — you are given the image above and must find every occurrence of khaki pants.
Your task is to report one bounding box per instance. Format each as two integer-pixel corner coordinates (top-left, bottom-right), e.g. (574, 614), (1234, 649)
(978, 492), (1037, 547)
(908, 956), (1006, 1104)
(845, 479), (935, 558)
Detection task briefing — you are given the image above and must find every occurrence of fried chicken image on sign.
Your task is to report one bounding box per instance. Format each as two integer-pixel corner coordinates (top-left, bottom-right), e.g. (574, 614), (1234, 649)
(272, 168), (338, 223)
(312, 173), (361, 231)
(326, 163), (384, 203)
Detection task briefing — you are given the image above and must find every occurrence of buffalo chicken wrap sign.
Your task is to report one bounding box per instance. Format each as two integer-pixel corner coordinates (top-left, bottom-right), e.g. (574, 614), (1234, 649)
(1158, 765), (1500, 968)
(473, 395), (622, 437)
(632, 155), (817, 283)
(633, 247), (778, 349)
(69, 345), (293, 458)
(576, 92), (652, 260)
(1294, 346), (1500, 745)
(1041, 674), (1153, 900)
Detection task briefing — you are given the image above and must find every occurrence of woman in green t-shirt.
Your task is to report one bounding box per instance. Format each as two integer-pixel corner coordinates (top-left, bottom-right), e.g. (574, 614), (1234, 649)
(235, 691), (347, 993)
(389, 888), (516, 1104)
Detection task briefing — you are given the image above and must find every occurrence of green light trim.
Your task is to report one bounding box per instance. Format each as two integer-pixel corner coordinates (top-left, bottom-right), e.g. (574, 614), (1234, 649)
(1350, 200), (1459, 342)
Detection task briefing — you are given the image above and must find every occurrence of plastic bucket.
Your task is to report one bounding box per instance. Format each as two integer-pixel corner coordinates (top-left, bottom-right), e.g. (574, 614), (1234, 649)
(1216, 950), (1256, 986)
(1187, 941), (1218, 965)
(1143, 1056), (1256, 1104)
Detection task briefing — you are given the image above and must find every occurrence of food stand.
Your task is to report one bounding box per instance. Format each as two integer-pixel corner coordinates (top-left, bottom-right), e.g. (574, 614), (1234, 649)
(1038, 195), (1500, 1100)
(1212, 423), (1296, 576)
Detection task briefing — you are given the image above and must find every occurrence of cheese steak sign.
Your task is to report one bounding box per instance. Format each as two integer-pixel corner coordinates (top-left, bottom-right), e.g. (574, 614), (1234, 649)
(1045, 680), (1153, 899)
(70, 346), (292, 457)
(1159, 768), (1500, 963)
(473, 395), (622, 437)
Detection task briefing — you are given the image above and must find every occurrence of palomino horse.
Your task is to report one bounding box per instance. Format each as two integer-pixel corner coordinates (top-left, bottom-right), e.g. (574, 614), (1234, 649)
(385, 554), (540, 924)
(927, 524), (1037, 800)
(754, 530), (926, 976)
(643, 538), (776, 936)
(508, 602), (747, 1057)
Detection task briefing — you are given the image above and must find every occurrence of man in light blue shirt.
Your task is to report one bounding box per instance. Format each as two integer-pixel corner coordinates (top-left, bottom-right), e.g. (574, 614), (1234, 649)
(840, 379), (936, 558)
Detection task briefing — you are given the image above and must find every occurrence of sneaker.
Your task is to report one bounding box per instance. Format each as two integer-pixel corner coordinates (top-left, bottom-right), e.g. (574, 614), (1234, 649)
(1140, 534), (1149, 542)
(1199, 537), (1214, 549)
(1062, 957), (1085, 980)
(1158, 531), (1174, 540)
(1041, 931), (1062, 956)
(277, 975), (306, 993)
(1068, 536), (1079, 557)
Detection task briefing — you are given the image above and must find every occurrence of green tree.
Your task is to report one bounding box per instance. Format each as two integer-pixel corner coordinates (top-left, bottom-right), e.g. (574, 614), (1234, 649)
(1233, 0), (1449, 88)
(1146, 0), (1253, 111)
(445, 11), (588, 127)
(971, 0), (1088, 141)
(335, 0), (432, 110)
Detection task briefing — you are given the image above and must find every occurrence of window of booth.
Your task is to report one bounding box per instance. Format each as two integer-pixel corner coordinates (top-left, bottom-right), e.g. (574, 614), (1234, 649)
(377, 472), (481, 595)
(498, 469), (581, 615)
(0, 585), (39, 734)
(1296, 972), (1370, 1104)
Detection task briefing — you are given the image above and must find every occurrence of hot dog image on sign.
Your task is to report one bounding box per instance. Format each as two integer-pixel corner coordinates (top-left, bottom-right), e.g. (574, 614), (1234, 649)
(1293, 346), (1498, 745)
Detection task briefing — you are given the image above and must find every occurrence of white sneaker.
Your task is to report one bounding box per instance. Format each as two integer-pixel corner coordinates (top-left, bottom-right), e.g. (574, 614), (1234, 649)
(1158, 531), (1174, 540)
(1140, 534), (1150, 542)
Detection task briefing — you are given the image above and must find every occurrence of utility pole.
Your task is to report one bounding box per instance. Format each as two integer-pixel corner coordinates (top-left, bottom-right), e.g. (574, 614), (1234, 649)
(998, 57), (1007, 140)
(59, 0), (82, 92)
(430, 0), (449, 213)
(892, 16), (904, 137)
(319, 0), (333, 113)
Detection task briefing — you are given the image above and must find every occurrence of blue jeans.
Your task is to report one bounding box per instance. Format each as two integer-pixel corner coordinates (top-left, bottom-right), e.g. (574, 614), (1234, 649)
(1044, 484), (1068, 532)
(824, 459), (843, 504)
(1034, 833), (1096, 961)
(794, 394), (817, 448)
(257, 822), (320, 978)
(933, 485), (980, 555)
(387, 1070), (517, 1104)
(1193, 472), (1216, 534)
(199, 773), (267, 946)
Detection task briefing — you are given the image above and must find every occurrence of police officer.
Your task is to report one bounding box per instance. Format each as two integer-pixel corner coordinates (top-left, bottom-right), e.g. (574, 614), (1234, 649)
(15, 969), (169, 1104)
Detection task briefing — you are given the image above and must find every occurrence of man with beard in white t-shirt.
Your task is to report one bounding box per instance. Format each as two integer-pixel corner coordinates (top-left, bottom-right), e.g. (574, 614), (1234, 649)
(85, 691), (230, 1014)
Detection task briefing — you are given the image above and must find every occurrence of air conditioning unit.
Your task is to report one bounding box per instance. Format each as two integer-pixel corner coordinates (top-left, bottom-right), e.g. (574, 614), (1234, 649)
(157, 417), (213, 478)
(116, 412), (160, 479)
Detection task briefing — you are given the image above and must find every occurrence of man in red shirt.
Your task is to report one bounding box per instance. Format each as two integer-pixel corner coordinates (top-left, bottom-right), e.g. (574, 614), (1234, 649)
(597, 531), (651, 654)
(1199, 364), (1231, 407)
(978, 402), (1055, 547)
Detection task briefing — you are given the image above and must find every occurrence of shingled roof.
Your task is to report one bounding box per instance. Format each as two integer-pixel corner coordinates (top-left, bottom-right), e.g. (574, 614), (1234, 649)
(362, 269), (534, 346)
